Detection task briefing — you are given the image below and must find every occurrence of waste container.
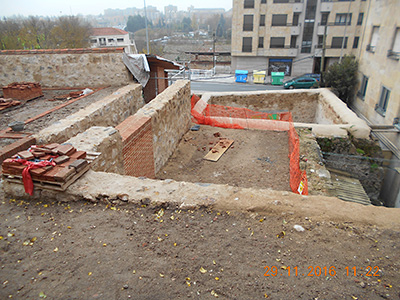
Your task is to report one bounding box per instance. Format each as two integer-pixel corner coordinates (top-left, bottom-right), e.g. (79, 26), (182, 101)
(253, 71), (266, 84)
(271, 72), (285, 85)
(235, 70), (248, 83)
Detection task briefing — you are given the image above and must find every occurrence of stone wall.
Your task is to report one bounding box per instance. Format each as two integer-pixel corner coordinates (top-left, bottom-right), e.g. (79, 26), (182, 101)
(128, 80), (191, 174)
(66, 126), (124, 175)
(0, 48), (133, 88)
(206, 90), (319, 123)
(35, 83), (144, 144)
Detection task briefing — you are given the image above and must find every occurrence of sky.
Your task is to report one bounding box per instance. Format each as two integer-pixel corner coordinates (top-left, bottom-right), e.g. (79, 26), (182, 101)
(1, 0), (233, 18)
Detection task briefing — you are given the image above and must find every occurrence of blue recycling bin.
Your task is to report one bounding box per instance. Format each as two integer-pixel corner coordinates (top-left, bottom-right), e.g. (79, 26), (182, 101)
(235, 70), (248, 83)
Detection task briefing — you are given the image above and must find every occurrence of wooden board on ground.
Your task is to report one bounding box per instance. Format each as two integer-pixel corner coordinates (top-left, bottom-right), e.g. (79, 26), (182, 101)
(204, 139), (234, 162)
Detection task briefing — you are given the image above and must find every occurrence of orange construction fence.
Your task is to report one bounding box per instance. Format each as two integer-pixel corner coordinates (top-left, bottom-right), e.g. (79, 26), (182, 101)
(191, 94), (308, 195)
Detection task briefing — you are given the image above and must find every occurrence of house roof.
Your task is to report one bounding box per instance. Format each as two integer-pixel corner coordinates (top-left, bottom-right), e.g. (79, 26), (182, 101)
(91, 27), (128, 36)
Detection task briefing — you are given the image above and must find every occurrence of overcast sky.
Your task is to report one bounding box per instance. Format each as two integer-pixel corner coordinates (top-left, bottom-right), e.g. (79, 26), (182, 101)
(1, 0), (233, 18)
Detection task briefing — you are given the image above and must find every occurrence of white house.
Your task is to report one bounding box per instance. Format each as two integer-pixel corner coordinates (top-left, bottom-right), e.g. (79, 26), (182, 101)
(89, 27), (137, 54)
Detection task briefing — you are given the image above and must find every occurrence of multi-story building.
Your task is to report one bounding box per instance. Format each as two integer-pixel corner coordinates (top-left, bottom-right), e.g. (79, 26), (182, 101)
(231, 0), (368, 76)
(89, 28), (137, 54)
(351, 0), (400, 207)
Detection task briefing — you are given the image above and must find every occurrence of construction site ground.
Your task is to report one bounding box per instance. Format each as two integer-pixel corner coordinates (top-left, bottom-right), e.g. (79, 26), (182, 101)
(157, 125), (291, 191)
(0, 87), (120, 135)
(0, 194), (399, 299)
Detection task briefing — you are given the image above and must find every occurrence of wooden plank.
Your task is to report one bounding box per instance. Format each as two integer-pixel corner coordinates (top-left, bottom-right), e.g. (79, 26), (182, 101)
(204, 139), (234, 162)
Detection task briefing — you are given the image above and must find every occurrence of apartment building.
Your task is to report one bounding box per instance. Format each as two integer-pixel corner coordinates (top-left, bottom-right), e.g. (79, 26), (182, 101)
(231, 0), (368, 76)
(351, 0), (399, 207)
(89, 28), (137, 54)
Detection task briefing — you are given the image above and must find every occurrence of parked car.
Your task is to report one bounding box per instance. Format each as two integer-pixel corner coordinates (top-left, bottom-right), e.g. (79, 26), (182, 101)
(302, 73), (321, 81)
(283, 77), (318, 89)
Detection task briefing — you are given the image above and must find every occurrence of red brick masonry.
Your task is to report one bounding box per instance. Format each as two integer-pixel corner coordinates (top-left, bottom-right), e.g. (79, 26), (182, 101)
(116, 116), (155, 179)
(0, 48), (125, 55)
(3, 82), (43, 101)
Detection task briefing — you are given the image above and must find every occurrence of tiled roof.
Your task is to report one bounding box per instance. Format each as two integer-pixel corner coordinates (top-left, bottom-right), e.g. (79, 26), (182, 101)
(91, 27), (128, 36)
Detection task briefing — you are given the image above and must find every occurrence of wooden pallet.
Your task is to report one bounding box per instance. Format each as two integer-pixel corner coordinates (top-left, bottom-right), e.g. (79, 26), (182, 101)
(2, 163), (90, 192)
(204, 139), (234, 162)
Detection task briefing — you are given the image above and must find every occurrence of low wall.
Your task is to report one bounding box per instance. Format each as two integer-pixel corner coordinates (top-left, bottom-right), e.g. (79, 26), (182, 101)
(201, 89), (370, 139)
(206, 90), (319, 123)
(116, 80), (191, 175)
(66, 126), (123, 175)
(35, 83), (144, 145)
(0, 48), (133, 88)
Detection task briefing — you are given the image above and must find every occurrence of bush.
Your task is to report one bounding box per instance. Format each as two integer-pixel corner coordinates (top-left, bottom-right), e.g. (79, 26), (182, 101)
(323, 55), (358, 105)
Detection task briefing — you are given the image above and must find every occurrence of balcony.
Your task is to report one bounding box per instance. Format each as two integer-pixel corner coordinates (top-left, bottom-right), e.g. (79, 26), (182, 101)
(366, 44), (376, 53)
(387, 50), (399, 60)
(291, 24), (301, 35)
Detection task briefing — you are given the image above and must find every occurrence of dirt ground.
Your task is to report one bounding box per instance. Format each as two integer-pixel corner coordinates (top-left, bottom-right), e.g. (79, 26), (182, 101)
(0, 87), (120, 133)
(157, 125), (291, 192)
(0, 194), (399, 300)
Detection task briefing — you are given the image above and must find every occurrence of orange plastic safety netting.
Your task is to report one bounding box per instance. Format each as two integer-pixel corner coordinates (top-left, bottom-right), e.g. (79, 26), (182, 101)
(191, 94), (308, 195)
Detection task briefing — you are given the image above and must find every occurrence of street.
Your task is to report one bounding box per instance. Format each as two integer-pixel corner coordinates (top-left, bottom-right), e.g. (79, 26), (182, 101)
(190, 80), (285, 93)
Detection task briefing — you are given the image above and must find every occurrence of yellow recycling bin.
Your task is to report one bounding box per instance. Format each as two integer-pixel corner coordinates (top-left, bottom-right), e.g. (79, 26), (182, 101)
(253, 70), (266, 84)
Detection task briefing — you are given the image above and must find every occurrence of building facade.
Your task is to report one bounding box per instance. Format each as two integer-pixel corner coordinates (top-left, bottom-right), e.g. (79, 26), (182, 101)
(351, 0), (400, 207)
(90, 28), (137, 54)
(231, 0), (368, 76)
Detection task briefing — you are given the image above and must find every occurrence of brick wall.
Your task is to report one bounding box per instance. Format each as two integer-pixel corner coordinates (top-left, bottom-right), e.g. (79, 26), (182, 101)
(0, 48), (133, 88)
(116, 116), (155, 178)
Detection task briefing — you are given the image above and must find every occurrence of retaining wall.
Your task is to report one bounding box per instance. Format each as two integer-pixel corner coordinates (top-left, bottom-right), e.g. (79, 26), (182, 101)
(116, 80), (191, 176)
(0, 48), (133, 88)
(35, 83), (144, 145)
(66, 126), (124, 175)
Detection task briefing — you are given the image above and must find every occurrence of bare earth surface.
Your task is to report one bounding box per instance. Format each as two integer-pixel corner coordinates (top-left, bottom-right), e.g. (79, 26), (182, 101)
(0, 87), (120, 133)
(157, 125), (291, 192)
(0, 195), (399, 300)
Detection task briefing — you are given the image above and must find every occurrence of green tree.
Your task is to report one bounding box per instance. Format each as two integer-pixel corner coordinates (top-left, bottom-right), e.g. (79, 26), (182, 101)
(125, 15), (150, 33)
(182, 17), (192, 32)
(324, 55), (358, 105)
(216, 14), (225, 38)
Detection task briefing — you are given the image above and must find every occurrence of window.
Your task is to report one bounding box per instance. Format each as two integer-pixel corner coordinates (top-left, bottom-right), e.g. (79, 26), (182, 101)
(357, 13), (364, 25)
(274, 0), (289, 3)
(272, 14), (287, 26)
(293, 13), (300, 26)
(258, 37), (264, 48)
(368, 26), (380, 52)
(242, 37), (253, 52)
(358, 75), (368, 100)
(317, 35), (323, 48)
(244, 0), (255, 8)
(335, 13), (352, 25)
(270, 37), (285, 48)
(290, 36), (297, 48)
(117, 38), (124, 42)
(321, 13), (329, 26)
(260, 15), (266, 26)
(99, 38), (106, 45)
(388, 27), (400, 59)
(243, 15), (254, 31)
(331, 37), (348, 48)
(108, 38), (114, 43)
(376, 86), (391, 116)
(90, 39), (97, 44)
(261, 0), (266, 3)
(353, 37), (359, 48)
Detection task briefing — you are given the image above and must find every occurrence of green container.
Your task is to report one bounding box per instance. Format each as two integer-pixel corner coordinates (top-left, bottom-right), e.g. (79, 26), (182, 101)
(271, 72), (285, 85)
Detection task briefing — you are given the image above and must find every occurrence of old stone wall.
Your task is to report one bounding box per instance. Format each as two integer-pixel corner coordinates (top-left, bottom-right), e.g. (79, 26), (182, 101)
(35, 83), (144, 144)
(206, 90), (319, 123)
(0, 48), (133, 88)
(66, 126), (124, 175)
(133, 80), (191, 173)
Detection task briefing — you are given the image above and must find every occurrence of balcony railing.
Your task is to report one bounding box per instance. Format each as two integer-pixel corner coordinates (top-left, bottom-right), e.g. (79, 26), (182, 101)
(387, 50), (400, 60)
(366, 44), (376, 53)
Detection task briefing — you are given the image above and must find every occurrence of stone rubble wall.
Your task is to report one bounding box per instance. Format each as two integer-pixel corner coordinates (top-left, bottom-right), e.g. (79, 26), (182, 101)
(34, 84), (144, 145)
(66, 127), (124, 175)
(132, 80), (191, 174)
(2, 170), (399, 229)
(0, 48), (133, 88)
